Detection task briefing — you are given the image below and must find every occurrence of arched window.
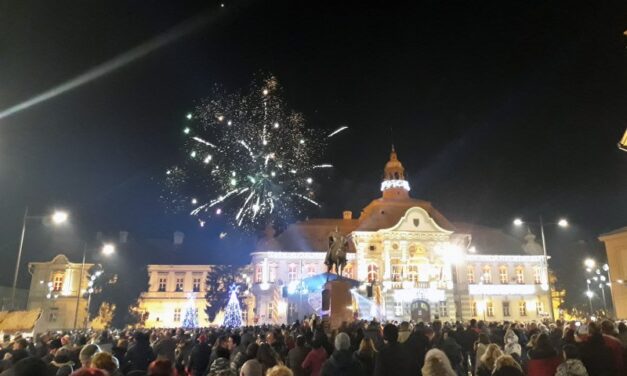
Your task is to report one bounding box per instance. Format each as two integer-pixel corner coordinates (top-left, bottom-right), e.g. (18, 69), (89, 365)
(288, 263), (297, 282)
(499, 266), (508, 284)
(533, 266), (542, 284)
(306, 264), (316, 277)
(482, 265), (492, 284)
(255, 264), (263, 283)
(52, 272), (64, 292)
(515, 266), (525, 284)
(467, 266), (475, 284)
(367, 263), (379, 283)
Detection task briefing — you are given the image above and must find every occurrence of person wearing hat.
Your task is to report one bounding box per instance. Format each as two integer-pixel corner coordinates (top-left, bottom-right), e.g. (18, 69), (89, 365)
(320, 332), (362, 376)
(47, 348), (74, 376)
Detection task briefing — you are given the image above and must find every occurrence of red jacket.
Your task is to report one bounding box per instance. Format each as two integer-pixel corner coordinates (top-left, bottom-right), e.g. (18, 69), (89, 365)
(526, 356), (562, 376)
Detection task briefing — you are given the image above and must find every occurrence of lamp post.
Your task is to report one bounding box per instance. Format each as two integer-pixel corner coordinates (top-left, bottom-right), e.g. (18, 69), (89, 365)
(12, 208), (68, 309)
(584, 259), (613, 317)
(513, 216), (568, 321)
(72, 243), (115, 329)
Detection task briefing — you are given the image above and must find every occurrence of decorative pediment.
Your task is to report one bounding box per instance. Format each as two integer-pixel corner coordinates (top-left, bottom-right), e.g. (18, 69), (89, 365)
(382, 207), (453, 235)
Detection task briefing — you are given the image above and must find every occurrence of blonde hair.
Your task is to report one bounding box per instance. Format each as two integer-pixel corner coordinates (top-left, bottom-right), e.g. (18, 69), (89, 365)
(421, 349), (456, 376)
(91, 351), (117, 373)
(494, 354), (522, 373)
(267, 365), (294, 376)
(480, 343), (503, 370)
(359, 337), (377, 354)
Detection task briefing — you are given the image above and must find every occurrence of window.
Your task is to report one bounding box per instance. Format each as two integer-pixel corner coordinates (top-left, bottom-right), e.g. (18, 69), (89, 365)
(255, 264), (263, 283)
(288, 303), (297, 317)
(48, 310), (58, 322)
(515, 266), (525, 284)
(391, 261), (402, 288)
(192, 277), (201, 292)
(158, 276), (167, 292)
(467, 266), (475, 284)
(499, 266), (508, 284)
(288, 264), (298, 282)
(503, 301), (510, 317)
(439, 301), (448, 318)
(369, 245), (376, 252)
(394, 301), (403, 316)
(175, 276), (184, 292)
(471, 301), (478, 317)
(267, 302), (274, 320)
(519, 301), (527, 316)
(407, 265), (419, 283)
(241, 309), (248, 324)
(533, 266), (542, 284)
(482, 266), (492, 284)
(306, 264), (316, 277)
(486, 301), (494, 317)
(52, 273), (64, 292)
(173, 308), (181, 322)
(269, 264), (277, 283)
(367, 263), (379, 283)
(537, 301), (544, 314)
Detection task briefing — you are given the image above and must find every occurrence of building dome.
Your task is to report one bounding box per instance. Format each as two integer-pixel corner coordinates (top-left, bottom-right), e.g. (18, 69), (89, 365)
(381, 146), (410, 199)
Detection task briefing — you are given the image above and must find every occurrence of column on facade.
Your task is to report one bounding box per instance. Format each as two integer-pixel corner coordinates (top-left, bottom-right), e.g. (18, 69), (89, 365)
(383, 241), (391, 280)
(167, 271), (175, 292)
(356, 241), (367, 281)
(262, 258), (269, 284)
(400, 241), (408, 281)
(185, 271), (192, 293)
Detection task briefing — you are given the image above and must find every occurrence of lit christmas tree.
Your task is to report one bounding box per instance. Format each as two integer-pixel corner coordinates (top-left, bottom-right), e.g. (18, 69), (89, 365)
(222, 287), (243, 327)
(182, 297), (199, 329)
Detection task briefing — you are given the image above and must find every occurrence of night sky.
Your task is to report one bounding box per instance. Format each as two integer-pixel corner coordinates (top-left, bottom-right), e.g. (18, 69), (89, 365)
(1, 1), (625, 307)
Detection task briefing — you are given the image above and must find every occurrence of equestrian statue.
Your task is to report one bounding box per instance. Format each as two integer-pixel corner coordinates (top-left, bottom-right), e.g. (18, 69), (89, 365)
(324, 227), (349, 278)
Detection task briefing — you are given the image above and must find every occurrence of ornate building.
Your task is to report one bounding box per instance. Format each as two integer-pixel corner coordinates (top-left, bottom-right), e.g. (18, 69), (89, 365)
(599, 227), (627, 319)
(249, 148), (552, 323)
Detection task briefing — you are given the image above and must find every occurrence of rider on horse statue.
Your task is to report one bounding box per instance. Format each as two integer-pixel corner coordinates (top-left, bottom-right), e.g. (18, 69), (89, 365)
(325, 226), (348, 278)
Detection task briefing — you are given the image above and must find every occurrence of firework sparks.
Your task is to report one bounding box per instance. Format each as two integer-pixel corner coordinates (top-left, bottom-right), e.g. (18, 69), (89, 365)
(165, 75), (346, 231)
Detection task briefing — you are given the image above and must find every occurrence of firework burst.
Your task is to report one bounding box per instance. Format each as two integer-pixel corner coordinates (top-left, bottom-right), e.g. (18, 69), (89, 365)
(164, 75), (347, 231)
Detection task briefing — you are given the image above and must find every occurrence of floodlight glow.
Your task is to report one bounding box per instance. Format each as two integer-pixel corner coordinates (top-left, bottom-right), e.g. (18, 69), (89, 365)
(584, 258), (596, 269)
(52, 211), (68, 224)
(558, 218), (568, 227)
(513, 218), (523, 226)
(102, 244), (115, 256)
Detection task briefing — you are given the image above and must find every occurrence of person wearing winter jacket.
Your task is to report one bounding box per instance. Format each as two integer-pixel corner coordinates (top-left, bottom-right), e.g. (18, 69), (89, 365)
(187, 335), (210, 376)
(492, 355), (523, 376)
(421, 349), (456, 376)
(46, 348), (73, 376)
(320, 333), (363, 376)
(555, 344), (588, 376)
(207, 347), (236, 376)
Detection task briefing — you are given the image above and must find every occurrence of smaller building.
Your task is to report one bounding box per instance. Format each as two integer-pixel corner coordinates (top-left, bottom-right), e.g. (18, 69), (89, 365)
(599, 226), (627, 319)
(27, 255), (94, 331)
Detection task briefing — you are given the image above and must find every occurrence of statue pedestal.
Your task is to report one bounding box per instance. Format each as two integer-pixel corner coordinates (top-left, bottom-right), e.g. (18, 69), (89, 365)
(321, 279), (354, 330)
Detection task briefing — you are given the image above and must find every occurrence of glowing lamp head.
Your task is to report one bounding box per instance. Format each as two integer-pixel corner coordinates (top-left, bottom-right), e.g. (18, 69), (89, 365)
(262, 89), (269, 95)
(306, 177), (313, 184)
(186, 113), (192, 120)
(513, 218), (523, 226)
(584, 258), (596, 269)
(558, 218), (569, 227)
(102, 244), (115, 256)
(52, 211), (69, 225)
(603, 264), (609, 271)
(183, 127), (190, 134)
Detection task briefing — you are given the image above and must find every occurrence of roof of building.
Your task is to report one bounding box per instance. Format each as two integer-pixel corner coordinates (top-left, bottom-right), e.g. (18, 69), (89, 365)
(356, 197), (455, 231)
(599, 226), (627, 240)
(452, 222), (540, 255)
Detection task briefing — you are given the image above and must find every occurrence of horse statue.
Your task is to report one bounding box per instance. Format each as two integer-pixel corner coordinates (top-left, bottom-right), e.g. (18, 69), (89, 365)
(324, 227), (348, 278)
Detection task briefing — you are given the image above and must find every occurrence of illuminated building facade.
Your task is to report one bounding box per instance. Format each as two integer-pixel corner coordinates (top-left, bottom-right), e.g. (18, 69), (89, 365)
(249, 148), (552, 323)
(599, 227), (627, 319)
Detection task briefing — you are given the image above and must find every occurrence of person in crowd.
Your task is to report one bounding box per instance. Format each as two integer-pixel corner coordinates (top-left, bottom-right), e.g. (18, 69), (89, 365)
(526, 332), (561, 376)
(126, 332), (156, 372)
(459, 321), (479, 376)
(257, 343), (279, 375)
(267, 330), (287, 362)
(373, 324), (411, 376)
(599, 320), (625, 374)
(111, 339), (127, 371)
(301, 338), (326, 376)
(228, 334), (246, 372)
(12, 357), (47, 376)
(78, 345), (101, 370)
(503, 329), (522, 364)
(421, 348), (456, 376)
(153, 330), (176, 364)
(578, 323), (617, 376)
(91, 351), (122, 376)
(437, 328), (463, 374)
(267, 365), (294, 376)
(476, 343), (502, 376)
(187, 334), (210, 376)
(492, 355), (524, 376)
(240, 343), (262, 376)
(69, 369), (108, 376)
(47, 348), (74, 376)
(617, 322), (627, 347)
(352, 337), (376, 376)
(404, 322), (430, 376)
(320, 332), (362, 376)
(208, 346), (236, 376)
(555, 344), (588, 376)
(286, 335), (309, 376)
(147, 359), (177, 376)
(473, 333), (490, 374)
(210, 336), (229, 366)
(398, 322), (411, 344)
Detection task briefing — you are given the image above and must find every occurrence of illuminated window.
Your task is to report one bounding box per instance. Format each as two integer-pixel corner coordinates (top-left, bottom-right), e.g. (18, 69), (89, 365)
(255, 264), (263, 283)
(192, 277), (201, 292)
(175, 276), (184, 292)
(499, 266), (508, 284)
(391, 260), (402, 288)
(503, 301), (510, 316)
(519, 301), (527, 316)
(394, 301), (403, 316)
(288, 302), (297, 317)
(52, 273), (64, 292)
(306, 264), (316, 277)
(533, 266), (542, 284)
(407, 265), (419, 283)
(267, 302), (274, 320)
(367, 263), (379, 283)
(439, 301), (448, 318)
(288, 264), (297, 282)
(173, 308), (181, 322)
(482, 266), (492, 284)
(515, 266), (525, 284)
(48, 311), (57, 322)
(471, 301), (477, 317)
(537, 301), (544, 314)
(158, 276), (167, 292)
(486, 301), (494, 317)
(269, 264), (277, 283)
(467, 266), (475, 284)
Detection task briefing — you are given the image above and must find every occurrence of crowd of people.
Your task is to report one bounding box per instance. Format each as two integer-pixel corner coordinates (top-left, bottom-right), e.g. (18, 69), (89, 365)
(0, 317), (625, 376)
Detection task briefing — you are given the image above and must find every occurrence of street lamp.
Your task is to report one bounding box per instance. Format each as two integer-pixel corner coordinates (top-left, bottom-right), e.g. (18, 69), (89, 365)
(12, 208), (69, 309)
(73, 243), (115, 329)
(584, 258), (596, 269)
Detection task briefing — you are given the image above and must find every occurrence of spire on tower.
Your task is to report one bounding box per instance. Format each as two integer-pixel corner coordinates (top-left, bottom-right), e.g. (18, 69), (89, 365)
(380, 146), (410, 198)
